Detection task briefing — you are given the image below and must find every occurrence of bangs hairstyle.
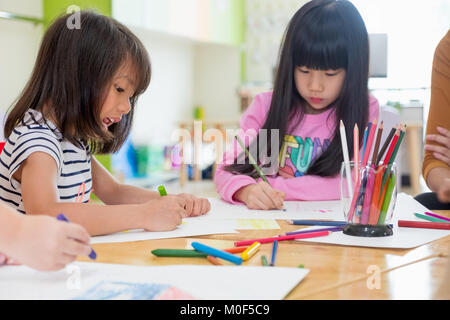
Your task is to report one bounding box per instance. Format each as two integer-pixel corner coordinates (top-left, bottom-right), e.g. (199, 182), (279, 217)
(4, 10), (151, 154)
(224, 0), (369, 178)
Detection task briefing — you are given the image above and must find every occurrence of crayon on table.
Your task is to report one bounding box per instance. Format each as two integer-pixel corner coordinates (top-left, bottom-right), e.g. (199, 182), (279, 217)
(270, 240), (278, 266)
(424, 212), (450, 222)
(286, 220), (347, 227)
(207, 255), (223, 266)
(241, 242), (261, 261)
(398, 220), (450, 230)
(414, 213), (450, 224)
(151, 249), (208, 258)
(285, 226), (344, 236)
(191, 242), (243, 265)
(261, 255), (269, 266)
(224, 246), (248, 254)
(56, 213), (97, 260)
(234, 230), (332, 247)
(158, 185), (167, 196)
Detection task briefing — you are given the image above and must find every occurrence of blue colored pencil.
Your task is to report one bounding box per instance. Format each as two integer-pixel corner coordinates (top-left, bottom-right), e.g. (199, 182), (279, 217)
(287, 220), (347, 227)
(270, 240), (278, 266)
(191, 242), (243, 265)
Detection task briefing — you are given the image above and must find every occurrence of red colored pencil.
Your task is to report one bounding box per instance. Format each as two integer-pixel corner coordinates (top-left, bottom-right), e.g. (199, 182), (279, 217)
(362, 119), (377, 167)
(234, 230), (332, 247)
(398, 220), (450, 230)
(382, 129), (400, 166)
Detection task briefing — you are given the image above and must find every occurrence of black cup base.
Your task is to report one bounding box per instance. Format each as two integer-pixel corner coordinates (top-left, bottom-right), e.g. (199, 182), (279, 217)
(343, 224), (393, 237)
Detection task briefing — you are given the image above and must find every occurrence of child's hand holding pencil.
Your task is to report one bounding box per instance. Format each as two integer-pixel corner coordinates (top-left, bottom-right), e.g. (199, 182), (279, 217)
(234, 181), (285, 210)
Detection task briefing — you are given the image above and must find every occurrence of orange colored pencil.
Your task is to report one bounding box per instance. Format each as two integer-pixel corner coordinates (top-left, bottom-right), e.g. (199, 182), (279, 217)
(207, 255), (223, 266)
(367, 167), (385, 225)
(224, 247), (248, 254)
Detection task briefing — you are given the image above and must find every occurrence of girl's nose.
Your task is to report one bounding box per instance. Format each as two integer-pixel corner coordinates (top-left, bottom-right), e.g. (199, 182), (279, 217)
(120, 98), (131, 115)
(308, 73), (324, 92)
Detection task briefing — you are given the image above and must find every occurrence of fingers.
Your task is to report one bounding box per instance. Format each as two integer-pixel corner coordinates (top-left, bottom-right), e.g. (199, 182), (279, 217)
(62, 237), (92, 257)
(259, 182), (284, 209)
(63, 223), (91, 245)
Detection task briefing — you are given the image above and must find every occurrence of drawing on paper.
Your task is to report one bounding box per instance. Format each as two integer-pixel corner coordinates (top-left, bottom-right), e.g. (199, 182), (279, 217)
(73, 281), (196, 300)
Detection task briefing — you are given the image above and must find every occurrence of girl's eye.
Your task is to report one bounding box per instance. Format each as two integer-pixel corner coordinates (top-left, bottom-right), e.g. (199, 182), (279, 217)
(325, 72), (338, 76)
(116, 86), (125, 93)
(298, 69), (309, 74)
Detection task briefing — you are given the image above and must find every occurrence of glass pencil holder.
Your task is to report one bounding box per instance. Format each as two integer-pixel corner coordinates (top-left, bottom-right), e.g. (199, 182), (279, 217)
(340, 161), (397, 237)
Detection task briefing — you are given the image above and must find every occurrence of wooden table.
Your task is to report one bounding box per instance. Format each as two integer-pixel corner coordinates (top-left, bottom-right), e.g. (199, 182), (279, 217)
(79, 212), (450, 300)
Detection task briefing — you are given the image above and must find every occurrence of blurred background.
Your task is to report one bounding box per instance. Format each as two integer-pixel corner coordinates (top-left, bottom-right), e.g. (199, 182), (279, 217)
(0, 0), (449, 198)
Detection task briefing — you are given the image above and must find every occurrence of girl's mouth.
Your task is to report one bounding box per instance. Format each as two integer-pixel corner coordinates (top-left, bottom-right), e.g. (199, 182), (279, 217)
(310, 97), (323, 104)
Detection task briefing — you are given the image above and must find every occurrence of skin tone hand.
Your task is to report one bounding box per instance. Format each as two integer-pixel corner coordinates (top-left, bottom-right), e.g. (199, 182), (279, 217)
(3, 215), (91, 271)
(425, 126), (450, 166)
(139, 196), (186, 231)
(176, 194), (211, 217)
(424, 126), (450, 203)
(234, 181), (285, 210)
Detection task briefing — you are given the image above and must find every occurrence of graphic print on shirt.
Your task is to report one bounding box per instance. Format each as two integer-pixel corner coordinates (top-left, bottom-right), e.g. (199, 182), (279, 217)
(278, 134), (331, 178)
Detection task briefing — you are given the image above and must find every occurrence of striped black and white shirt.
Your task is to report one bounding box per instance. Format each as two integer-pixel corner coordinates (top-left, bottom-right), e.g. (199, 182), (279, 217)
(0, 109), (92, 214)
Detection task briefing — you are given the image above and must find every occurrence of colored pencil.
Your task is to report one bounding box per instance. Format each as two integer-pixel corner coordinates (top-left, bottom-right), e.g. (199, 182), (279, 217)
(286, 220), (347, 227)
(151, 249), (207, 258)
(354, 123), (359, 186)
(398, 220), (450, 230)
(191, 242), (243, 265)
(371, 121), (383, 166)
(424, 212), (450, 222)
(377, 173), (396, 224)
(224, 246), (248, 254)
(414, 213), (450, 224)
(347, 177), (363, 223)
(361, 168), (376, 224)
(270, 240), (278, 266)
(382, 128), (400, 166)
(207, 255), (223, 266)
(376, 125), (397, 166)
(361, 125), (370, 158)
(241, 242), (261, 261)
(235, 135), (268, 184)
(362, 119), (377, 167)
(234, 230), (332, 247)
(57, 213), (97, 260)
(76, 182), (86, 203)
(367, 167), (385, 225)
(340, 120), (353, 196)
(285, 226), (345, 236)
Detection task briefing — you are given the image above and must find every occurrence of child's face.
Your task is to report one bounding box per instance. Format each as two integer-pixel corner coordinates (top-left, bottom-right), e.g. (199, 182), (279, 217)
(100, 61), (137, 131)
(294, 67), (346, 114)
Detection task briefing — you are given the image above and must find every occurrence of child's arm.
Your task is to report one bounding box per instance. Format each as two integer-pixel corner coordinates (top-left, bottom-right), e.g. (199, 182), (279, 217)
(90, 157), (210, 216)
(20, 152), (186, 236)
(0, 203), (91, 271)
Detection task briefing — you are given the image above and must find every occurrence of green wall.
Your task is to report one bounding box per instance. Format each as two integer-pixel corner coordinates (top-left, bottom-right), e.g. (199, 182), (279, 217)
(42, 0), (111, 28)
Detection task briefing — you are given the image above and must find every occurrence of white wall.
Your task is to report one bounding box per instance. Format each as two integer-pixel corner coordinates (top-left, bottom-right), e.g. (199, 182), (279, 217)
(129, 27), (195, 146)
(194, 43), (241, 122)
(0, 0), (43, 139)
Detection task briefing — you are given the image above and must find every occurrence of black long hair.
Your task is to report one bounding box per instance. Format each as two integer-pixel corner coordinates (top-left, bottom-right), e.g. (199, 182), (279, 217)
(4, 10), (151, 154)
(224, 0), (369, 177)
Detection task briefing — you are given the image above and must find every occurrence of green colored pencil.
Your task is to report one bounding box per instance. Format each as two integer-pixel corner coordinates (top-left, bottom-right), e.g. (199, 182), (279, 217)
(234, 135), (268, 184)
(158, 185), (167, 196)
(414, 213), (450, 224)
(377, 173), (396, 225)
(151, 249), (207, 258)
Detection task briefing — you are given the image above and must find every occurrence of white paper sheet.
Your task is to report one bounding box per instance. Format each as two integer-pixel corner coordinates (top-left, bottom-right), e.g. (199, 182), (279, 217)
(91, 218), (238, 244)
(0, 262), (309, 300)
(203, 198), (344, 221)
(295, 193), (450, 249)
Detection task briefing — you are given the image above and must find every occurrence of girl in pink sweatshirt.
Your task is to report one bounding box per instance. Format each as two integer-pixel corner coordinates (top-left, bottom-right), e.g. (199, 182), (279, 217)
(214, 0), (379, 209)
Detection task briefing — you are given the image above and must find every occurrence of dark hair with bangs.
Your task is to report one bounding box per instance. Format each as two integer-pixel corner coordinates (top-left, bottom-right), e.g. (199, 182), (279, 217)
(225, 0), (369, 178)
(4, 10), (151, 154)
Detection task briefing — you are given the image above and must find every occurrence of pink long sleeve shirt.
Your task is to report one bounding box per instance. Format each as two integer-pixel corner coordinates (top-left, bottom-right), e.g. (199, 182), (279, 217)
(214, 91), (380, 203)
